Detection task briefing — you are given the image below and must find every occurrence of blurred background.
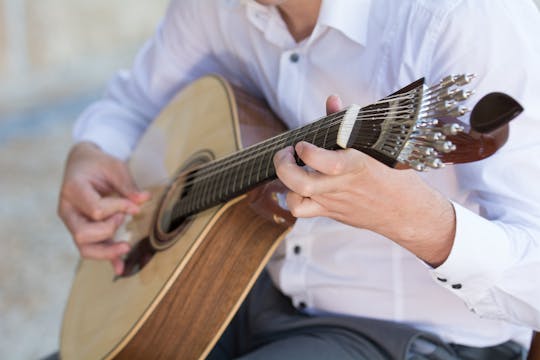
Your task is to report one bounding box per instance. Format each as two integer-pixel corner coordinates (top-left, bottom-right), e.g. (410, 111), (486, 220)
(0, 0), (539, 359)
(0, 0), (167, 358)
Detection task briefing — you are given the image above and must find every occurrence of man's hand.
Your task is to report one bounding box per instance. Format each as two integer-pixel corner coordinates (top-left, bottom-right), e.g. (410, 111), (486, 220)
(58, 142), (150, 275)
(273, 96), (456, 267)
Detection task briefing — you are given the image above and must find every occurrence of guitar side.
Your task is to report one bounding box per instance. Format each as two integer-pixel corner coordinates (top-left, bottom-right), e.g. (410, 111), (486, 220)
(60, 76), (293, 359)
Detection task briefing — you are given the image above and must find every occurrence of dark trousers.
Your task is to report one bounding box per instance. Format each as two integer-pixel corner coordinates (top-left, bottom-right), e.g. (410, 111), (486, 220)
(44, 273), (526, 360)
(207, 271), (525, 360)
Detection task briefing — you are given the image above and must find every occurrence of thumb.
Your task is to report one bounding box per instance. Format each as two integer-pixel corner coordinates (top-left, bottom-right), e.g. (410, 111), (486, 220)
(326, 94), (343, 115)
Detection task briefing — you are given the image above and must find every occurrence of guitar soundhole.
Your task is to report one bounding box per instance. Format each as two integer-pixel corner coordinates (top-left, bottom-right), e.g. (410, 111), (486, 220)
(151, 150), (214, 250)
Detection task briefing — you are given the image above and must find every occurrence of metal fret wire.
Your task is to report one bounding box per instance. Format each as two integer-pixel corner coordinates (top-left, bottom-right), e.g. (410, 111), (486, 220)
(177, 105), (416, 189)
(172, 82), (452, 216)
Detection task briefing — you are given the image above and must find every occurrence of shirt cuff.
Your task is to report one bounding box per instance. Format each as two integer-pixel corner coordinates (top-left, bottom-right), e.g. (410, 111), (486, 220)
(73, 125), (135, 161)
(429, 201), (514, 306)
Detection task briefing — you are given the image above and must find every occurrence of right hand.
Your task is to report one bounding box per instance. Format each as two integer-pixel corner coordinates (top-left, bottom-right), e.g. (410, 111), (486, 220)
(58, 142), (150, 275)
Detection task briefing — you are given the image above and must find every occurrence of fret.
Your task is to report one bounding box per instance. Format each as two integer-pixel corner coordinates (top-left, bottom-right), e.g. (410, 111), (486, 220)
(245, 145), (261, 190)
(180, 182), (198, 215)
(264, 133), (289, 178)
(215, 160), (231, 203)
(188, 175), (206, 214)
(237, 150), (252, 194)
(209, 162), (226, 207)
(311, 117), (323, 145)
(322, 119), (332, 149)
(254, 143), (272, 184)
(230, 153), (244, 194)
(202, 171), (216, 208)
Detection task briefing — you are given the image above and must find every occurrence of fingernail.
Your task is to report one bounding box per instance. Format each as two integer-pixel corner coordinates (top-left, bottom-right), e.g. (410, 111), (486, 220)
(295, 142), (304, 155)
(137, 191), (151, 202)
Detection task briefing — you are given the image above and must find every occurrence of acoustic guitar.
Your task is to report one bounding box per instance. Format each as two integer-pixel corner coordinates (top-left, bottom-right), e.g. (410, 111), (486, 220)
(60, 75), (523, 359)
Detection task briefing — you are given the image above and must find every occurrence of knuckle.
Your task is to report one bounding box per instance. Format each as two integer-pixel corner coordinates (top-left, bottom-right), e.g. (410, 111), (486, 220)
(331, 158), (345, 175)
(73, 230), (86, 245)
(298, 183), (314, 198)
(288, 203), (300, 217)
(90, 207), (104, 221)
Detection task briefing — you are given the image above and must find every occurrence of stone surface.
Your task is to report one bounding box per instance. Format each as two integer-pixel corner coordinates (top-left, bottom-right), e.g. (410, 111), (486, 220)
(25, 0), (168, 71)
(0, 2), (6, 74)
(0, 93), (97, 359)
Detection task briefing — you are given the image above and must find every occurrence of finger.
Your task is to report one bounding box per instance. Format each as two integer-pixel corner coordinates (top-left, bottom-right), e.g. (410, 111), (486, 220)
(63, 177), (139, 221)
(326, 94), (343, 115)
(79, 241), (131, 261)
(274, 146), (341, 197)
(110, 257), (125, 276)
(295, 141), (371, 176)
(286, 191), (327, 218)
(75, 216), (125, 245)
(106, 163), (150, 204)
(61, 202), (125, 245)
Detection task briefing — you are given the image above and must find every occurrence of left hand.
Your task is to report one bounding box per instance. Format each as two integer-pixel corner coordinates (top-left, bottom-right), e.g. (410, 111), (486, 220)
(273, 95), (456, 267)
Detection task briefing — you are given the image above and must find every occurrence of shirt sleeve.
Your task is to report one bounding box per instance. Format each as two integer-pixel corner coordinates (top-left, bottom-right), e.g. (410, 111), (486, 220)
(73, 0), (222, 160)
(426, 0), (540, 329)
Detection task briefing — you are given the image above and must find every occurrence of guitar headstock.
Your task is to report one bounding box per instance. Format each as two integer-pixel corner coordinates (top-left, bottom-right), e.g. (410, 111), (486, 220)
(339, 75), (523, 171)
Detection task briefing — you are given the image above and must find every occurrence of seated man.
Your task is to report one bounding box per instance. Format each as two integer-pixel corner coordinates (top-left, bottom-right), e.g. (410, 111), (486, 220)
(58, 0), (540, 358)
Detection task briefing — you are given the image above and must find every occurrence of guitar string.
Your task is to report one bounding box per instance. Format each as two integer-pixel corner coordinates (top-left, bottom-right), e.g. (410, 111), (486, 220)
(177, 81), (452, 183)
(173, 82), (455, 183)
(174, 113), (411, 190)
(171, 83), (463, 208)
(173, 103), (422, 189)
(179, 103), (418, 182)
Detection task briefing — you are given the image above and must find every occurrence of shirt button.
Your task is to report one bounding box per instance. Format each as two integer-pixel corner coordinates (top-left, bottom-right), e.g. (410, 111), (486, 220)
(289, 52), (300, 63)
(293, 245), (301, 255)
(452, 284), (463, 290)
(436, 277), (447, 282)
(298, 301), (307, 309)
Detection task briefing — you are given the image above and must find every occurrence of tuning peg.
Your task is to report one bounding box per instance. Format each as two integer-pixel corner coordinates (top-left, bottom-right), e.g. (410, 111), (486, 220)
(434, 140), (456, 153)
(442, 123), (465, 136)
(455, 74), (476, 86)
(426, 132), (446, 141)
(453, 90), (475, 101)
(409, 159), (427, 172)
(447, 106), (470, 117)
(435, 100), (457, 112)
(440, 75), (459, 88)
(426, 157), (445, 169)
(416, 146), (437, 156)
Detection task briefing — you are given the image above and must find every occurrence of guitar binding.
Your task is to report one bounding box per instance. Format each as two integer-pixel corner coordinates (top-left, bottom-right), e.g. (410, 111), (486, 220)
(151, 150), (215, 251)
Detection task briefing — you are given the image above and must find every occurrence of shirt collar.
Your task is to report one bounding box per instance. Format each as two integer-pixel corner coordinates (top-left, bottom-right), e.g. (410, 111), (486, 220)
(242, 0), (371, 47)
(318, 0), (372, 46)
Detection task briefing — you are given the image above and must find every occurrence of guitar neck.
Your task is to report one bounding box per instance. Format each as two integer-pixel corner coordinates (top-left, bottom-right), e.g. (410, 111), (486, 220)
(170, 110), (349, 222)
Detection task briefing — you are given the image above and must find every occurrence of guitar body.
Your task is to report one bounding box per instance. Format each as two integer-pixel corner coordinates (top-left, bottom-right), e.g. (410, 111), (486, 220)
(61, 74), (523, 359)
(61, 76), (293, 359)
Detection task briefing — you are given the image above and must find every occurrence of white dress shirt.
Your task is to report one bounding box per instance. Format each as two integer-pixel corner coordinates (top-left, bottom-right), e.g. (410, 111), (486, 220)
(73, 0), (540, 348)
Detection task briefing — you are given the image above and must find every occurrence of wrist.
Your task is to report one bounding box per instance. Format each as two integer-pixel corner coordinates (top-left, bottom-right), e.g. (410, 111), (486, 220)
(394, 193), (456, 267)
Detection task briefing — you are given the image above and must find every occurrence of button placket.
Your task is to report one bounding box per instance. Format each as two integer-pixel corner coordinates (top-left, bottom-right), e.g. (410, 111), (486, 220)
(276, 49), (304, 128)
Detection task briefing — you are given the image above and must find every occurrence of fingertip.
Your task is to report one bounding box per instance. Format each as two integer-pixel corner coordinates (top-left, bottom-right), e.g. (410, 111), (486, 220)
(326, 94), (343, 114)
(111, 258), (124, 276)
(130, 191), (151, 204)
(114, 241), (131, 256)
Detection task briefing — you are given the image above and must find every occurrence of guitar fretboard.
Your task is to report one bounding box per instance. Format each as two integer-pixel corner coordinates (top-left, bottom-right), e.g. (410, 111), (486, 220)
(169, 110), (349, 225)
